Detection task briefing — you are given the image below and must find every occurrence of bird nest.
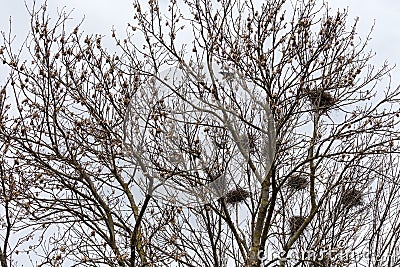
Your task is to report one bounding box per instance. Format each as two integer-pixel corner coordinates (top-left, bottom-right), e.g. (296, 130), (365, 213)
(311, 256), (331, 267)
(221, 187), (250, 204)
(307, 89), (336, 111)
(289, 215), (306, 234)
(340, 189), (363, 209)
(287, 175), (309, 190)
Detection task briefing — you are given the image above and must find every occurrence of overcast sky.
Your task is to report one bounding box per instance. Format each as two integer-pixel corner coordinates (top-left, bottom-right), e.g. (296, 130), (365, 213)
(1, 0), (399, 86)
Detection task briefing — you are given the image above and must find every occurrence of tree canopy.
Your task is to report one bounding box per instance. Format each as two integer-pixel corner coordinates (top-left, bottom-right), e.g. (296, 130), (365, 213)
(1, 0), (400, 266)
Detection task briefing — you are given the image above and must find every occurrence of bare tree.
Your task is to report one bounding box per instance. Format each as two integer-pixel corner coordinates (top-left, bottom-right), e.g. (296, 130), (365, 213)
(1, 0), (400, 266)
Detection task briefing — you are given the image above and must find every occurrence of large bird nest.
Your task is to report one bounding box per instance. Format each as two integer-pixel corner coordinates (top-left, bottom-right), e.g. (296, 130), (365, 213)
(287, 175), (309, 190)
(311, 256), (332, 267)
(307, 89), (336, 112)
(340, 189), (363, 209)
(302, 251), (329, 266)
(289, 215), (306, 234)
(220, 187), (250, 205)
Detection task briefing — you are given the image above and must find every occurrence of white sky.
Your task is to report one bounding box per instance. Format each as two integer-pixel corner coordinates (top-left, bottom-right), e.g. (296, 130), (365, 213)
(1, 0), (399, 86)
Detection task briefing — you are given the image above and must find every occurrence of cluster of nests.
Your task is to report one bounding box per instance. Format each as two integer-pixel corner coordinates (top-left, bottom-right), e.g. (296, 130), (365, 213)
(288, 189), (363, 235)
(306, 89), (336, 113)
(287, 174), (363, 209)
(219, 187), (250, 205)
